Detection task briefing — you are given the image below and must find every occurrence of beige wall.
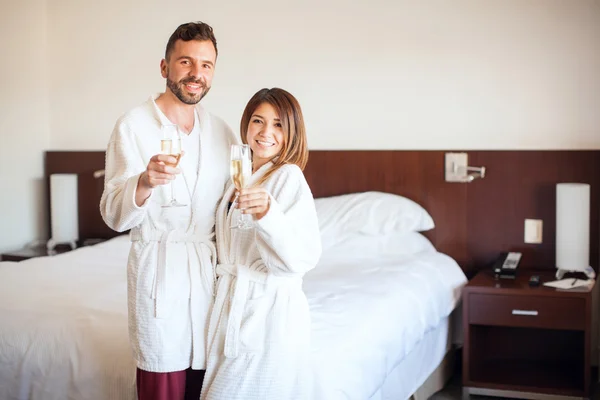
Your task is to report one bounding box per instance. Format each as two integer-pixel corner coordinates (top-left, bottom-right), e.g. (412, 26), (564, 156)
(47, 0), (600, 151)
(0, 0), (50, 252)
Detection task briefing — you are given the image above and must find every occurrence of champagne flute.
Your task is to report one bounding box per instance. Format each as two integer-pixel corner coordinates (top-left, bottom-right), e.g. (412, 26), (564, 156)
(161, 124), (186, 208)
(230, 144), (253, 229)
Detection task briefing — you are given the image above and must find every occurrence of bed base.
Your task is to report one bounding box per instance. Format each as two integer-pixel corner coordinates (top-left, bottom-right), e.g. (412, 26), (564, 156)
(410, 346), (457, 400)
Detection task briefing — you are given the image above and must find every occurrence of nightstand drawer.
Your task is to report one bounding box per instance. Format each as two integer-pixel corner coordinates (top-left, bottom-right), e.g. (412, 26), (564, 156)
(468, 293), (585, 330)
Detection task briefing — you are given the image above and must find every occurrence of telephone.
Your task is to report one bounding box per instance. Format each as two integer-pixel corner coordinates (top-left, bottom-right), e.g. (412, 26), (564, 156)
(493, 252), (522, 279)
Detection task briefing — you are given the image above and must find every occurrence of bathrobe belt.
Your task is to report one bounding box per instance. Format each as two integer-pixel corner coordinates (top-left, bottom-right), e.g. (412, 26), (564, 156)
(216, 263), (302, 358)
(131, 230), (216, 319)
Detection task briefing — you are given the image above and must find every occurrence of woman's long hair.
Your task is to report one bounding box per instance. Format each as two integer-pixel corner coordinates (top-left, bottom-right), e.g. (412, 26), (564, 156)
(240, 88), (308, 186)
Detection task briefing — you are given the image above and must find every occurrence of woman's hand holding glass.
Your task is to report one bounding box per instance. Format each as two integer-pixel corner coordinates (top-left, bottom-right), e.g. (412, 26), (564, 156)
(236, 187), (271, 221)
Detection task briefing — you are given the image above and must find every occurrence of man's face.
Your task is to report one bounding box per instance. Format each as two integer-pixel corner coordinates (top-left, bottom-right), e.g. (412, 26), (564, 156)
(161, 39), (216, 105)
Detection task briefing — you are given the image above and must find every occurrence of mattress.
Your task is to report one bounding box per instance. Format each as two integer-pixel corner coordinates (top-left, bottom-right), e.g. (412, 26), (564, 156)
(0, 235), (467, 400)
(0, 237), (136, 400)
(307, 250), (467, 399)
(370, 315), (453, 400)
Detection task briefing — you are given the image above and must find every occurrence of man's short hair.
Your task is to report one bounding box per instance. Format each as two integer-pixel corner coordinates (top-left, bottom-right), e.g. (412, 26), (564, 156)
(165, 21), (218, 60)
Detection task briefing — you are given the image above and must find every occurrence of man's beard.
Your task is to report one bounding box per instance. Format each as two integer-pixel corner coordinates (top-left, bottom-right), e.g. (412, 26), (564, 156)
(166, 76), (211, 105)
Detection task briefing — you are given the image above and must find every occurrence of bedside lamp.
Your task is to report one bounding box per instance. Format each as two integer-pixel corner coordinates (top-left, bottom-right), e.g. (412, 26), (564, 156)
(47, 173), (79, 252)
(555, 183), (595, 279)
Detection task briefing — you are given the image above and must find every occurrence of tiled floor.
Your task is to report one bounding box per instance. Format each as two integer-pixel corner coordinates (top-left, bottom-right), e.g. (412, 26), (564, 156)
(428, 373), (462, 400)
(430, 372), (599, 400)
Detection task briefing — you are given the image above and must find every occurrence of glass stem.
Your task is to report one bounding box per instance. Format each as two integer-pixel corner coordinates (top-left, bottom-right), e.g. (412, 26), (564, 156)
(238, 187), (248, 225)
(242, 212), (251, 224)
(170, 179), (176, 203)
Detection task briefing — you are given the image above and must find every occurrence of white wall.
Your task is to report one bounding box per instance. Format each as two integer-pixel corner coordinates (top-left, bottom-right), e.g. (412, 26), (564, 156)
(47, 0), (600, 151)
(1, 0), (599, 250)
(0, 0), (50, 252)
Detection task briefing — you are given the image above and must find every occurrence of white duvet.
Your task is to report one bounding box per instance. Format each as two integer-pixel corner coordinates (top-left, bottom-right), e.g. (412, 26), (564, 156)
(0, 235), (466, 400)
(308, 251), (466, 399)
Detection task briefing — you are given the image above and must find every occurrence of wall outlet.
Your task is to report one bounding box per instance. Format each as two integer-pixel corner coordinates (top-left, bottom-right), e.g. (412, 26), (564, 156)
(524, 219), (543, 244)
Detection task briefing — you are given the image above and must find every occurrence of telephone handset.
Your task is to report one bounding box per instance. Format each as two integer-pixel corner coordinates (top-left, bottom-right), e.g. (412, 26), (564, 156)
(493, 252), (522, 279)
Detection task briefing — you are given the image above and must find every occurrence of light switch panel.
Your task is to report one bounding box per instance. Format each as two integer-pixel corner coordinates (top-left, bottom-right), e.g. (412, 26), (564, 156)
(445, 152), (469, 182)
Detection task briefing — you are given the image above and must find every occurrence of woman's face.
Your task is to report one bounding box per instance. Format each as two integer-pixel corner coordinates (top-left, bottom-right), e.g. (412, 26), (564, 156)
(246, 102), (285, 170)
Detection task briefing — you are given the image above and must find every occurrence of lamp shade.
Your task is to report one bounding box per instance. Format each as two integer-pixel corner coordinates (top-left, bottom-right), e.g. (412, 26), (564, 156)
(556, 183), (590, 272)
(49, 173), (79, 248)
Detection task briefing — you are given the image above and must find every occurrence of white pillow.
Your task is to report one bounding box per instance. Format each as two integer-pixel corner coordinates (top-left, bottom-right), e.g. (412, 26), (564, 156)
(315, 191), (435, 249)
(323, 231), (436, 260)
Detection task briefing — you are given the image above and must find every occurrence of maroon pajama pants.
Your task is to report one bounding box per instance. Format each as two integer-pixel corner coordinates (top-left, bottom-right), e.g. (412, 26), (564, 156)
(136, 368), (206, 400)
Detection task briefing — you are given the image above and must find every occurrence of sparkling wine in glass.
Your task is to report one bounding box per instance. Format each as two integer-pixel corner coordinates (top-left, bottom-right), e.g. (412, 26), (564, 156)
(230, 144), (253, 229)
(161, 124), (186, 208)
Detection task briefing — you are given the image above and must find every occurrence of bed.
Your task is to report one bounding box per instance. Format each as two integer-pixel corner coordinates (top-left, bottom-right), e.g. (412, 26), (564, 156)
(0, 150), (468, 400)
(0, 234), (465, 400)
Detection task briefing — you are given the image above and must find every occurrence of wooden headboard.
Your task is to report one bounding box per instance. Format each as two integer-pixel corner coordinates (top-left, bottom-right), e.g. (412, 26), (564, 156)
(303, 151), (600, 276)
(45, 151), (116, 242)
(45, 150), (600, 276)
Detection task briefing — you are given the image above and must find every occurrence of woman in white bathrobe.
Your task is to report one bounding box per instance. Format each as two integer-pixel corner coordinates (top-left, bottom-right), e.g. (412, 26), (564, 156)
(201, 88), (322, 400)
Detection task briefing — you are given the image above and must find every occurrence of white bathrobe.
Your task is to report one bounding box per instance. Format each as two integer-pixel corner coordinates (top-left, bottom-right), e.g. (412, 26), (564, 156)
(100, 94), (236, 372)
(201, 162), (322, 400)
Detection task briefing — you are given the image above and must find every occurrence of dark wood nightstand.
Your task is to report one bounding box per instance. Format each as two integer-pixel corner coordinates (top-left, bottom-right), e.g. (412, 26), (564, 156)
(1, 245), (73, 262)
(462, 269), (593, 400)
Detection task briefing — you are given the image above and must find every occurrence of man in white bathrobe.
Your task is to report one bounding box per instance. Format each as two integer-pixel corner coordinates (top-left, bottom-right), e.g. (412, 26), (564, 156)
(100, 21), (236, 400)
